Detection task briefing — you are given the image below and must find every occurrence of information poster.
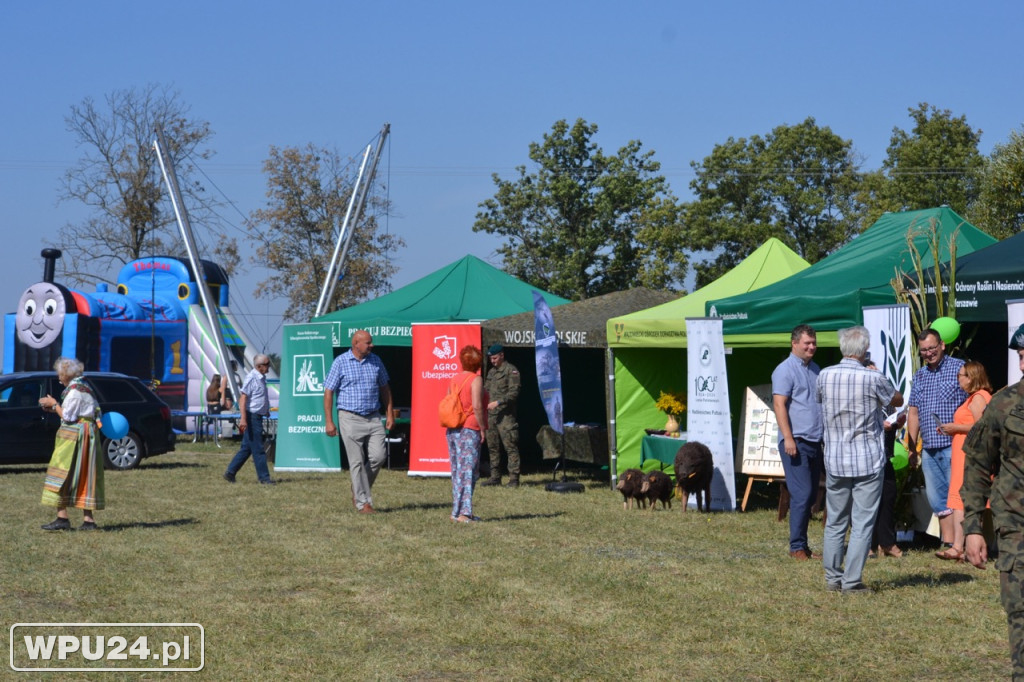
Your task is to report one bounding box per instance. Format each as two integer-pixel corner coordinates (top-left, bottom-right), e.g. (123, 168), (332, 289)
(737, 385), (782, 477)
(275, 322), (342, 472)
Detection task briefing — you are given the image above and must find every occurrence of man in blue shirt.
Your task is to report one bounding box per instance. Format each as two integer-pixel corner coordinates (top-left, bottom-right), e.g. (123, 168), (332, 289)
(817, 326), (902, 593)
(907, 328), (966, 548)
(323, 330), (394, 514)
(772, 324), (825, 560)
(223, 354), (275, 485)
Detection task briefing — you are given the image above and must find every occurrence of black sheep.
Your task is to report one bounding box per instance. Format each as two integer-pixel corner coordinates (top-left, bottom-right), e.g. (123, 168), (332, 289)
(641, 470), (673, 511)
(674, 441), (714, 512)
(616, 468), (647, 510)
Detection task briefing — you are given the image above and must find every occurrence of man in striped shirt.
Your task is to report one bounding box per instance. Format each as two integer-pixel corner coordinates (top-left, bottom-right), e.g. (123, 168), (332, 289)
(816, 326), (903, 594)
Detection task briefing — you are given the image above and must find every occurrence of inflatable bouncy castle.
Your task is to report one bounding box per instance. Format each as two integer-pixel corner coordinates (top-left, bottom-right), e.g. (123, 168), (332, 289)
(4, 249), (277, 416)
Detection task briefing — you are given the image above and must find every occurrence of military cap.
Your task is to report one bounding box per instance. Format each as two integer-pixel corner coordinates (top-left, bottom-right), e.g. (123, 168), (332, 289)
(487, 344), (504, 356)
(1010, 323), (1024, 350)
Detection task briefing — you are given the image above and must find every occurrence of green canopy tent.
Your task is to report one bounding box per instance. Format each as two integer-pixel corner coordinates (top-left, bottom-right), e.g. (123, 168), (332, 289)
(706, 207), (997, 340)
(605, 238), (811, 475)
(311, 254), (569, 415)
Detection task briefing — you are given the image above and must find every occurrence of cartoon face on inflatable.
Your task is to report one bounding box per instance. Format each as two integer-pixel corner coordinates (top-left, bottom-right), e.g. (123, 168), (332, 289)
(16, 282), (67, 349)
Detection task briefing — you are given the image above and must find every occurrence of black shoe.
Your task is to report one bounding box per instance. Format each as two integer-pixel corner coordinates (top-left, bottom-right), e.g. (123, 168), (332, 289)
(223, 472), (236, 483)
(260, 479), (277, 485)
(480, 478), (502, 487)
(79, 521), (99, 531)
(41, 518), (71, 531)
(506, 478), (520, 488)
(842, 583), (871, 595)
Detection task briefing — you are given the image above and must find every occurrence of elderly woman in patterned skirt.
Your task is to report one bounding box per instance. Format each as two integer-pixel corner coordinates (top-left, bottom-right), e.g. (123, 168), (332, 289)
(38, 357), (104, 531)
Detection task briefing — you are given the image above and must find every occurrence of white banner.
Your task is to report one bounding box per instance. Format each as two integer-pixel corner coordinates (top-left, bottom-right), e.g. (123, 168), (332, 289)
(862, 304), (913, 398)
(1009, 300), (1024, 385)
(685, 318), (735, 510)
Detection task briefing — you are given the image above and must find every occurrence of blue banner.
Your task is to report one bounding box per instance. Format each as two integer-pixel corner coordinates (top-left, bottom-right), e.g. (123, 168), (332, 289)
(533, 291), (563, 434)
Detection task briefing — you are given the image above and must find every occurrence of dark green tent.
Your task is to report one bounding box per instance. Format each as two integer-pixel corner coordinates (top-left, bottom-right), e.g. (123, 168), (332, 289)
(313, 255), (569, 346)
(706, 207), (996, 336)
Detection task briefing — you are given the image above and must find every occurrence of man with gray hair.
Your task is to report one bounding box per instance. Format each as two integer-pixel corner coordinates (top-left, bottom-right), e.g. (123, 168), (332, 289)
(224, 354), (276, 485)
(816, 326), (902, 593)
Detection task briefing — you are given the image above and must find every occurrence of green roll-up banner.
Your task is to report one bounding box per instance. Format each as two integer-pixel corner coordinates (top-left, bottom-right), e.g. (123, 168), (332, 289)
(275, 322), (342, 472)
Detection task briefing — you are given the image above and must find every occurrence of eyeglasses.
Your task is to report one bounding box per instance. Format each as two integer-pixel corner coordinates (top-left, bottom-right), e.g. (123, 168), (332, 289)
(256, 362), (270, 368)
(919, 345), (941, 355)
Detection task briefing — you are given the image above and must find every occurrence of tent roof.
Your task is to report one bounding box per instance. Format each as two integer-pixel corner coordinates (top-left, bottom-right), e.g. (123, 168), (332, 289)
(606, 238), (811, 348)
(705, 207), (997, 338)
(312, 255), (570, 347)
(943, 230), (1024, 322)
(481, 287), (678, 349)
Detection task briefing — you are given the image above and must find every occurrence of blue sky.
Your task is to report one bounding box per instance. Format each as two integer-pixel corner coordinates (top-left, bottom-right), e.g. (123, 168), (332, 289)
(2, 1), (1023, 356)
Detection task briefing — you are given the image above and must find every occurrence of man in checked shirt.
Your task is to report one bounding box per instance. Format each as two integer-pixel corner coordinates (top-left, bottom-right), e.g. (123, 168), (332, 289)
(816, 326), (903, 594)
(323, 330), (395, 514)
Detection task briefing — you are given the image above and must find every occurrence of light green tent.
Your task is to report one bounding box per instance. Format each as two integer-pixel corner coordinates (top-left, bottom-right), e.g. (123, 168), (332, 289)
(706, 207), (997, 338)
(606, 238), (811, 474)
(313, 255), (570, 347)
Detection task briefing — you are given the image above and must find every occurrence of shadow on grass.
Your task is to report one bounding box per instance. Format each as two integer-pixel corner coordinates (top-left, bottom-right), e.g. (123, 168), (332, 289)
(134, 461), (206, 471)
(98, 518), (201, 532)
(0, 465), (48, 476)
(880, 571), (976, 590)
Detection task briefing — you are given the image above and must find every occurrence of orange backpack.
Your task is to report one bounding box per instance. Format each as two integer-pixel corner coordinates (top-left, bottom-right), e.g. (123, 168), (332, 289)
(438, 374), (474, 428)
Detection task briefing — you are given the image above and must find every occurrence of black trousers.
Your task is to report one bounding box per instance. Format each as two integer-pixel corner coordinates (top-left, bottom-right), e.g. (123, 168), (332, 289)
(873, 428), (898, 548)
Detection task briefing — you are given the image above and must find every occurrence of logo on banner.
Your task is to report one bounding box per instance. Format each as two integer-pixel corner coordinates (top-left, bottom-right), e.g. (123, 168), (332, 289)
(614, 323), (624, 342)
(432, 335), (458, 360)
(699, 343), (712, 366)
(293, 355), (325, 396)
(695, 375), (718, 395)
(330, 322), (342, 348)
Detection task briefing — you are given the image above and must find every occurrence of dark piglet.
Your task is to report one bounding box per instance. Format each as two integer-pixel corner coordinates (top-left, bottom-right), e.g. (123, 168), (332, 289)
(640, 470), (673, 511)
(616, 468), (647, 510)
(674, 441), (714, 512)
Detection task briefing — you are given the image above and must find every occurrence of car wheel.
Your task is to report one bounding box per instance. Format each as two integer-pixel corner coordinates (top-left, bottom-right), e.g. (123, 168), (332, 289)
(104, 431), (144, 470)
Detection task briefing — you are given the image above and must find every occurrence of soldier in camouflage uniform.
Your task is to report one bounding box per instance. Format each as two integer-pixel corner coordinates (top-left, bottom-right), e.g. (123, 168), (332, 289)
(482, 344), (521, 488)
(963, 324), (1024, 679)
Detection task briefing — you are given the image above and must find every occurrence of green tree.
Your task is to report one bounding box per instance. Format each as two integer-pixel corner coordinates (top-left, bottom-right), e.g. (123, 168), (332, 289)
(860, 103), (984, 227)
(58, 84), (238, 284)
(972, 127), (1024, 239)
(473, 118), (684, 300)
(247, 144), (403, 322)
(685, 117), (862, 286)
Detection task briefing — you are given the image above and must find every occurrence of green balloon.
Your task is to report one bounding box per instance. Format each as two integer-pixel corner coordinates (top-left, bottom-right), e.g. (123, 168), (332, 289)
(893, 441), (909, 459)
(930, 317), (960, 344)
(890, 453), (909, 471)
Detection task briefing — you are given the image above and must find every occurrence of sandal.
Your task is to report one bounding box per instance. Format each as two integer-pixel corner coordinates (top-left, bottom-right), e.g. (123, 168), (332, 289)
(935, 547), (964, 562)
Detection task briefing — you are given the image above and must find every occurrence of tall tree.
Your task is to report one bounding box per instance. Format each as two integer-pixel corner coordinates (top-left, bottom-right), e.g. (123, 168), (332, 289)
(473, 118), (684, 300)
(972, 127), (1024, 239)
(247, 144), (403, 322)
(58, 84), (237, 284)
(685, 117), (862, 286)
(860, 103), (984, 227)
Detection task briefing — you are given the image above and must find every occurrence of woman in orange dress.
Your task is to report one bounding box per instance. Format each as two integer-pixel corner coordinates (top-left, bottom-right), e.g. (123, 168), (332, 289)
(937, 360), (992, 561)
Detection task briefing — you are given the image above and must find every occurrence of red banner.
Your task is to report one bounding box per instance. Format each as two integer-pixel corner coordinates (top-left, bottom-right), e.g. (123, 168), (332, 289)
(409, 322), (481, 476)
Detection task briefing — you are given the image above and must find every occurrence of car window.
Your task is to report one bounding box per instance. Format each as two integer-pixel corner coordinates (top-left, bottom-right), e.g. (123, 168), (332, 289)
(86, 377), (145, 403)
(0, 380), (46, 408)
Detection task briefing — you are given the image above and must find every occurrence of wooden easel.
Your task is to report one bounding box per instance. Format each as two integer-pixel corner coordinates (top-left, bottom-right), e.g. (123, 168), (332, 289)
(741, 476), (788, 518)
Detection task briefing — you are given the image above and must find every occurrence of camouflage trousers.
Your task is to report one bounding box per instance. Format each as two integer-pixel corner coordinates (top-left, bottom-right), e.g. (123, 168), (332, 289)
(1000, 532), (1024, 680)
(486, 411), (520, 477)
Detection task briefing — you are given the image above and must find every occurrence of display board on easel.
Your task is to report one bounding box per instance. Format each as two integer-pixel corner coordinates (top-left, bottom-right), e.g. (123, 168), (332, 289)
(737, 384), (783, 511)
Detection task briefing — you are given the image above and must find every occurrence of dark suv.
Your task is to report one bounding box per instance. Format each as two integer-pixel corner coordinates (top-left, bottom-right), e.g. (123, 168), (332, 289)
(0, 372), (175, 470)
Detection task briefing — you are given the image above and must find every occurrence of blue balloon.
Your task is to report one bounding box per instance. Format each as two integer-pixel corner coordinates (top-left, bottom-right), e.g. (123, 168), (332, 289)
(100, 411), (129, 440)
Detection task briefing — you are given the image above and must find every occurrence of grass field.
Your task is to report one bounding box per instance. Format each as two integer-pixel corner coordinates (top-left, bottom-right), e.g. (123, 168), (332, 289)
(1, 440), (1011, 680)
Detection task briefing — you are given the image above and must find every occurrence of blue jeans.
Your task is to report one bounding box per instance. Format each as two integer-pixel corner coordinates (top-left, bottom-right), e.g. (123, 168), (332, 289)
(921, 446), (953, 516)
(823, 467), (884, 590)
(779, 438), (823, 553)
(226, 412), (271, 482)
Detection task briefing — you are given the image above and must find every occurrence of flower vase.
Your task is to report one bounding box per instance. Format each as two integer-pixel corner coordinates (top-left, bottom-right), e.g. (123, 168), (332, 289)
(664, 414), (680, 436)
